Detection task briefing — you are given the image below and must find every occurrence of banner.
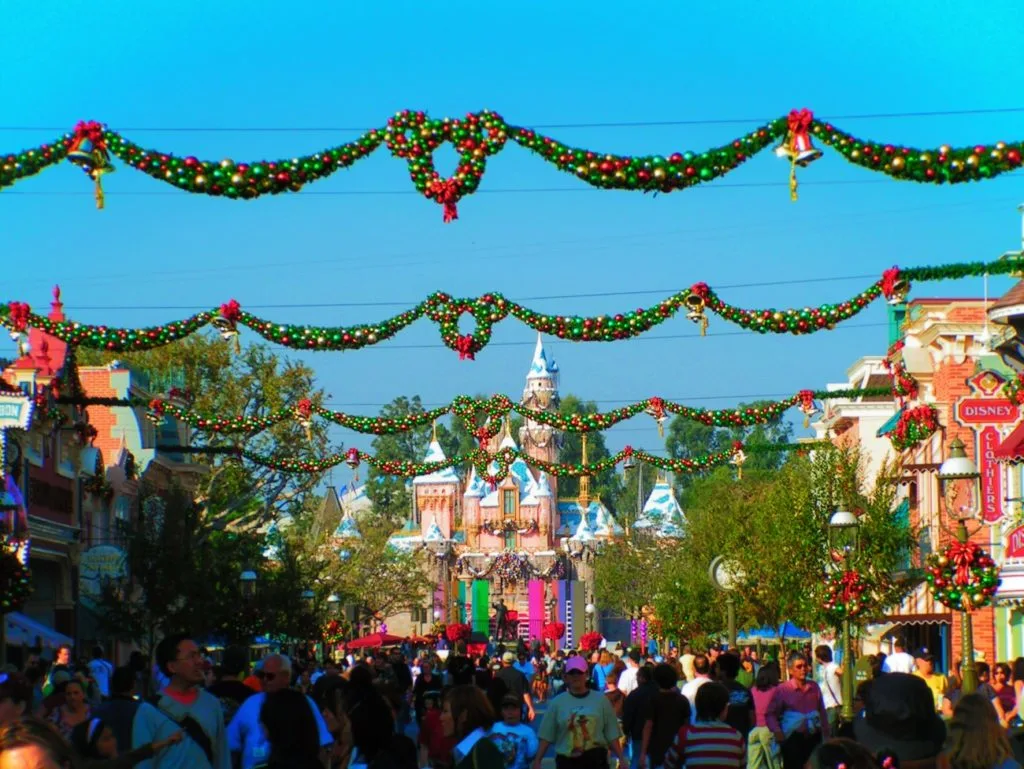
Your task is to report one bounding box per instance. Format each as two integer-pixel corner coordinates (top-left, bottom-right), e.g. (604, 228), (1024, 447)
(472, 579), (490, 635)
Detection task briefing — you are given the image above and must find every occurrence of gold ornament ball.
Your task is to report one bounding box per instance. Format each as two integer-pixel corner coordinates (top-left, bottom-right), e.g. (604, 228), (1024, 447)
(966, 154), (979, 167)
(991, 150), (1004, 161)
(231, 173), (243, 185)
(938, 555), (950, 567)
(997, 141), (1007, 150)
(653, 168), (666, 180)
(773, 312), (784, 321)
(939, 145), (951, 156)
(951, 160), (964, 172)
(891, 157), (905, 171)
(194, 175), (207, 187)
(920, 152), (932, 164)
(220, 159), (234, 169)
(850, 150), (860, 159)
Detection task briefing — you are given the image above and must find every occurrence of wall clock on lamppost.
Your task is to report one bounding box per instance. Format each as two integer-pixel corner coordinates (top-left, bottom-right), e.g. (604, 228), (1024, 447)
(709, 556), (744, 649)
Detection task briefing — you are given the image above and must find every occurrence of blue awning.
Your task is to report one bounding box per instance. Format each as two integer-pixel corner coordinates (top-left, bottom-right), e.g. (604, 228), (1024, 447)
(876, 409), (903, 437)
(4, 612), (73, 650)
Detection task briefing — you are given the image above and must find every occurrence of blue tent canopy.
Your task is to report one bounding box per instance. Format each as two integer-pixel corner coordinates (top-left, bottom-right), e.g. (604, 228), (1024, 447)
(736, 623), (811, 644)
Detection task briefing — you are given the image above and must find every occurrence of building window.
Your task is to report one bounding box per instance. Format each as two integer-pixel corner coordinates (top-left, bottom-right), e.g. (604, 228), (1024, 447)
(504, 530), (516, 551)
(503, 490), (516, 517)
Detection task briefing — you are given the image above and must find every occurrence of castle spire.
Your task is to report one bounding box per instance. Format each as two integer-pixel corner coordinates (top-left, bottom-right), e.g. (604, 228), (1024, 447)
(527, 333), (558, 382)
(577, 434), (591, 512)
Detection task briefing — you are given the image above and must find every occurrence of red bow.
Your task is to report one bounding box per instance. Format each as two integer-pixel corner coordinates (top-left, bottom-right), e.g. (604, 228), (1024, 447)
(733, 441), (744, 452)
(949, 541), (979, 586)
(880, 266), (902, 298)
(689, 282), (710, 300)
(220, 299), (242, 322)
(485, 475), (498, 491)
(8, 302), (30, 332)
(647, 397), (665, 419)
(345, 447), (360, 467)
(622, 445), (633, 458)
(787, 108), (814, 133)
(148, 398), (166, 415)
(455, 335), (475, 360)
(296, 398), (313, 419)
(474, 426), (491, 445)
(797, 389), (816, 411)
(839, 570), (862, 604)
(434, 179), (460, 223)
(70, 120), (105, 153)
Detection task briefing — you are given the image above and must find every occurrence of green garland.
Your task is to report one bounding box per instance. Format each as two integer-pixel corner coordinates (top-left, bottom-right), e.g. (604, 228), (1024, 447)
(160, 441), (829, 478)
(135, 387), (886, 438)
(5, 110), (1022, 217)
(0, 539), (32, 614)
(4, 259), (1021, 356)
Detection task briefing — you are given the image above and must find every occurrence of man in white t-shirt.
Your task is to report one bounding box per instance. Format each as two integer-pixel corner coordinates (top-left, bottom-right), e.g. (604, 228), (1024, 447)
(881, 639), (916, 674)
(618, 650), (642, 696)
(680, 654), (711, 722)
(814, 644), (843, 733)
(227, 654), (333, 769)
(88, 645), (115, 700)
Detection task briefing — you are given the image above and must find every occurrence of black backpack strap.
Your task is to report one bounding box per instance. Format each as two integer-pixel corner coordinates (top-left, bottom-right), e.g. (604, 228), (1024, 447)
(148, 695), (215, 766)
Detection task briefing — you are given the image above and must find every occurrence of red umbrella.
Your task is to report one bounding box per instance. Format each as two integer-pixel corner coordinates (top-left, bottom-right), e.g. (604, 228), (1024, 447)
(406, 634), (432, 645)
(346, 632), (406, 649)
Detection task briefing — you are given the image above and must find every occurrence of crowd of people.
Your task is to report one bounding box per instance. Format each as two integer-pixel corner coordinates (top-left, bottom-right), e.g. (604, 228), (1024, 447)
(0, 633), (1021, 769)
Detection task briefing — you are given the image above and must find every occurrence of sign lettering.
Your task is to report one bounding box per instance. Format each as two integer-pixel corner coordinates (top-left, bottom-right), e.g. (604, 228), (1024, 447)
(955, 399), (1019, 425)
(1008, 525), (1024, 560)
(0, 394), (32, 430)
(980, 426), (1003, 523)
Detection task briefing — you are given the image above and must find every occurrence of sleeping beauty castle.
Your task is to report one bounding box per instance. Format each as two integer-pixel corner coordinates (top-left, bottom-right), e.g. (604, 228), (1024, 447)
(325, 335), (684, 646)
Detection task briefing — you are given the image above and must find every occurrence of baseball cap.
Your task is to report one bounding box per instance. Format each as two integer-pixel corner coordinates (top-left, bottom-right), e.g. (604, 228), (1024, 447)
(501, 693), (521, 708)
(501, 651), (516, 664)
(565, 657), (588, 674)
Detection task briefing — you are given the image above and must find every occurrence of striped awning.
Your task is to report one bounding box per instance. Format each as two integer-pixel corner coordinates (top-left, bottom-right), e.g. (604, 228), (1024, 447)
(996, 563), (1024, 606)
(995, 421), (1024, 463)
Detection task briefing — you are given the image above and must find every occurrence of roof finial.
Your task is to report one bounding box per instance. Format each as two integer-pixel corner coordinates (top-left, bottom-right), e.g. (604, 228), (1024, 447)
(432, 420), (438, 443)
(577, 434), (591, 511)
(53, 285), (61, 303)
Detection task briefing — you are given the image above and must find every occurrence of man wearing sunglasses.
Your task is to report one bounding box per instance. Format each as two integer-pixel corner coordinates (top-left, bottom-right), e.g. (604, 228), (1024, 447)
(532, 656), (627, 769)
(227, 654), (334, 769)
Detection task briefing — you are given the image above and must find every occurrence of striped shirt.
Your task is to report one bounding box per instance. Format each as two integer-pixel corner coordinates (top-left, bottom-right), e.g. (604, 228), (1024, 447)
(663, 721), (744, 769)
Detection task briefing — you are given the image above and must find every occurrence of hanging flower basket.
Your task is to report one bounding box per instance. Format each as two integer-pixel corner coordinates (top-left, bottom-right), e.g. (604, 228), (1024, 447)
(890, 405), (939, 451)
(579, 631), (603, 652)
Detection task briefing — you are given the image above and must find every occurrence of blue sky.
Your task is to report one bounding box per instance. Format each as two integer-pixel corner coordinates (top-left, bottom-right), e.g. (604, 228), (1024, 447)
(4, 1), (1024, 467)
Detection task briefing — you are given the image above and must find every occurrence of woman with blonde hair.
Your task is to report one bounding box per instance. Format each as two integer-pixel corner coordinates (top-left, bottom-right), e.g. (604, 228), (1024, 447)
(941, 693), (1018, 769)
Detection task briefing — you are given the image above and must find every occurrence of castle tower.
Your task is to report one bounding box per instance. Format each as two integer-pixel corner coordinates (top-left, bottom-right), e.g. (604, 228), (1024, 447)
(519, 334), (561, 495)
(412, 429), (461, 539)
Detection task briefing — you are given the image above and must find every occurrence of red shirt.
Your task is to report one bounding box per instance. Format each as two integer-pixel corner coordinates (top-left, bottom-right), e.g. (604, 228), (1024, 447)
(664, 722), (745, 769)
(419, 708), (456, 762)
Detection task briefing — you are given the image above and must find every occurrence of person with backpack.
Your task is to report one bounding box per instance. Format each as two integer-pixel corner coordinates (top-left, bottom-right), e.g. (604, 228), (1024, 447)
(133, 633), (231, 769)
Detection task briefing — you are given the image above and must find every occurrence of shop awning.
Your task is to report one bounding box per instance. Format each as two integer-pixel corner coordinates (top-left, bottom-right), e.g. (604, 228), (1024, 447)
(876, 409), (903, 438)
(994, 421), (1024, 463)
(4, 612), (73, 650)
(996, 563), (1024, 606)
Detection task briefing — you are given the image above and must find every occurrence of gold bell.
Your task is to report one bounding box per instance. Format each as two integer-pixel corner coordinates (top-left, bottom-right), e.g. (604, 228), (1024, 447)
(886, 278), (910, 306)
(211, 316), (242, 353)
(685, 294), (708, 336)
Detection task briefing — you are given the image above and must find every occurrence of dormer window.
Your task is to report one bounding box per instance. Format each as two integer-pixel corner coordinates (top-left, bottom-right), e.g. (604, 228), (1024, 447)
(503, 489), (516, 517)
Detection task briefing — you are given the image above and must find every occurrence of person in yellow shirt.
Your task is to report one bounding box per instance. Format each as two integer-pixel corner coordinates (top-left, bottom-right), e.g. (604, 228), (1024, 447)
(913, 652), (946, 712)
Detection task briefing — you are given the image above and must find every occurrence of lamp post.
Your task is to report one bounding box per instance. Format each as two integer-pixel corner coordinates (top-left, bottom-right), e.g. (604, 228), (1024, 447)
(240, 569), (258, 600)
(584, 603), (596, 633)
(623, 454), (642, 536)
(828, 509), (861, 725)
(938, 437), (982, 695)
(709, 556), (742, 650)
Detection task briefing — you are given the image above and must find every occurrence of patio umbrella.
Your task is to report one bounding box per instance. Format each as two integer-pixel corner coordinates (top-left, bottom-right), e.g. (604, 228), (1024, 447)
(346, 632), (406, 649)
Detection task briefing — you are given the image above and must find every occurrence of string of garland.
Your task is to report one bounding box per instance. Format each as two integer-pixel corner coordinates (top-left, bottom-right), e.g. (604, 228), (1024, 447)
(157, 441), (830, 479)
(4, 258), (1021, 357)
(6, 111), (1023, 217)
(131, 386), (889, 439)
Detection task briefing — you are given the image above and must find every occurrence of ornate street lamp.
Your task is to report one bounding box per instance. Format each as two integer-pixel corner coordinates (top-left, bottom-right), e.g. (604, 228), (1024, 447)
(828, 509), (860, 724)
(300, 589), (316, 607)
(709, 556), (743, 650)
(584, 602), (596, 633)
(326, 593), (341, 616)
(239, 569), (258, 601)
(938, 437), (981, 694)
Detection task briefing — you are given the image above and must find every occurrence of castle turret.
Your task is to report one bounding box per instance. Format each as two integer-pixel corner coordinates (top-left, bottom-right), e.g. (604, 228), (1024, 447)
(634, 473), (686, 538)
(413, 430), (461, 539)
(519, 334), (561, 498)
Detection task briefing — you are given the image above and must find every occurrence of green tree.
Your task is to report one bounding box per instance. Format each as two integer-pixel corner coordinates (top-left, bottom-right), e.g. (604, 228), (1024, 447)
(557, 395), (621, 507)
(79, 336), (332, 532)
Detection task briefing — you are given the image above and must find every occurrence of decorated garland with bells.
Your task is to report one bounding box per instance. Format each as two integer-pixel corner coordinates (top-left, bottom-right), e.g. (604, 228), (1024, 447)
(3, 259), (1022, 358)
(130, 387), (891, 441)
(0, 537), (32, 614)
(456, 551), (567, 582)
(5, 110), (1024, 216)
(822, 569), (874, 623)
(927, 541), (1001, 611)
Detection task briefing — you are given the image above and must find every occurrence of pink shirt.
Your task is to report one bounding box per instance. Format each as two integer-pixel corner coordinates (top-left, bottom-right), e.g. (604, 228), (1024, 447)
(764, 679), (830, 739)
(750, 687), (776, 728)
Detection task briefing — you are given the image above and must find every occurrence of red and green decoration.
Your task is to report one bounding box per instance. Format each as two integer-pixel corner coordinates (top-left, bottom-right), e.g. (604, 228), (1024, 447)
(890, 405), (940, 452)
(884, 341), (920, 405)
(7, 110), (1024, 218)
(160, 440), (828, 480)
(324, 619), (347, 647)
(0, 538), (32, 614)
(578, 631), (604, 653)
(1005, 372), (1024, 406)
(4, 257), (1021, 358)
(822, 569), (873, 622)
(927, 541), (1001, 611)
(139, 386), (889, 441)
